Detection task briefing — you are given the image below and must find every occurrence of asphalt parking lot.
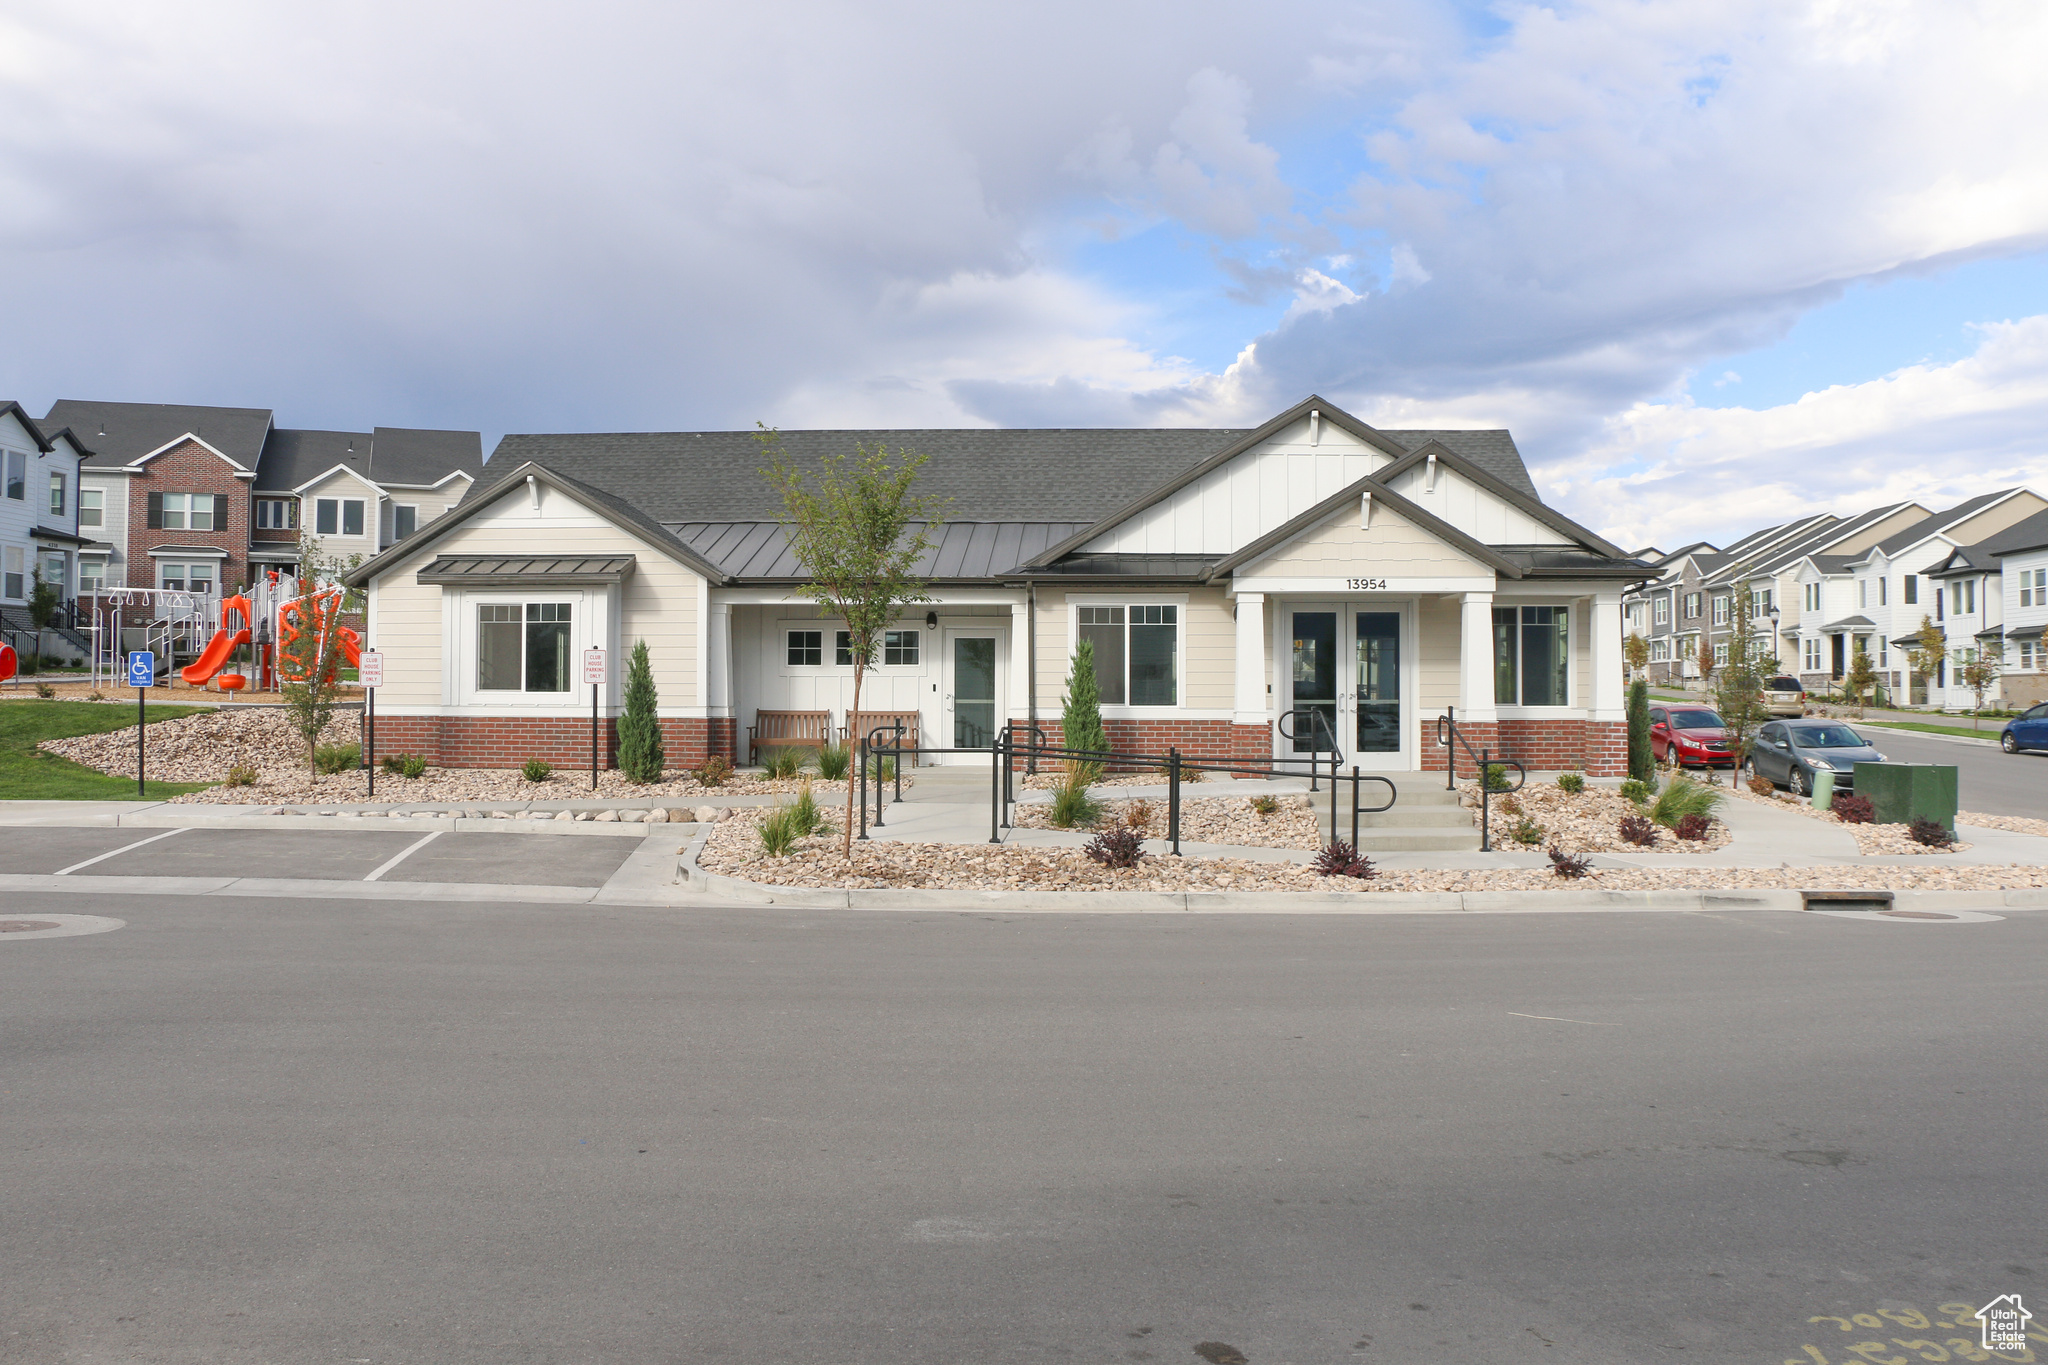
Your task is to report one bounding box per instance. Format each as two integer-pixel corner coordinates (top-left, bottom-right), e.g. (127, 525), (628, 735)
(0, 825), (646, 887)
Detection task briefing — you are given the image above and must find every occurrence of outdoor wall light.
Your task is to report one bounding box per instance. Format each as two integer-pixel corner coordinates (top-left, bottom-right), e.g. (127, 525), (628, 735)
(926, 610), (938, 629)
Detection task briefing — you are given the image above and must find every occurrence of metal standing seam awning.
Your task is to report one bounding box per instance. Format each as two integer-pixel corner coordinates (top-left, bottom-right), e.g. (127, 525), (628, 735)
(414, 554), (637, 587)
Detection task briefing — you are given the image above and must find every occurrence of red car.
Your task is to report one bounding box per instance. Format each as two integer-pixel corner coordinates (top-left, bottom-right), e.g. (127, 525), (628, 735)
(1649, 705), (1735, 768)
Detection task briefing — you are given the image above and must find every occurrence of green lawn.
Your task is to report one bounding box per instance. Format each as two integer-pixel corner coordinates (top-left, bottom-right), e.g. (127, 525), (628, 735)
(1854, 719), (2006, 742)
(0, 700), (216, 799)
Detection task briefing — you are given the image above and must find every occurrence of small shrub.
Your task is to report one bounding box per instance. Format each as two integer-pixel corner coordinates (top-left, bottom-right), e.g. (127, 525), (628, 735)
(816, 743), (851, 781)
(86, 690), (105, 702)
(762, 748), (806, 780)
(224, 762), (259, 788)
(1124, 799), (1154, 832)
(1483, 763), (1513, 792)
(1547, 846), (1593, 879)
(1673, 812), (1714, 842)
(1510, 816), (1545, 846)
(314, 742), (360, 775)
(1829, 792), (1875, 824)
(1908, 817), (1954, 848)
(1556, 772), (1585, 795)
(1312, 839), (1377, 879)
(522, 757), (553, 783)
(1497, 794), (1523, 817)
(863, 753), (896, 782)
(691, 755), (732, 788)
(1083, 825), (1145, 869)
(1049, 768), (1102, 829)
(400, 753), (428, 779)
(1649, 774), (1724, 829)
(1250, 794), (1280, 816)
(1618, 814), (1657, 847)
(1619, 778), (1652, 806)
(789, 780), (831, 837)
(756, 805), (800, 857)
(1181, 763), (1205, 783)
(1746, 772), (1776, 797)
(380, 754), (406, 775)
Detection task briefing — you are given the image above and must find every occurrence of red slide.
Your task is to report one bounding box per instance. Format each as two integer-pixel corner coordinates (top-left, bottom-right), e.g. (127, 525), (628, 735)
(338, 626), (362, 668)
(180, 628), (251, 686)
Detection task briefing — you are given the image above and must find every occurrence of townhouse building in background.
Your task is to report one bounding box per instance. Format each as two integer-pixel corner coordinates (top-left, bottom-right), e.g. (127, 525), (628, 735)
(0, 403), (94, 643)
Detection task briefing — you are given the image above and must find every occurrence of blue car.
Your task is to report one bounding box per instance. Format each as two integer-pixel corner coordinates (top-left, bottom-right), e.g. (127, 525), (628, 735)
(2001, 702), (2048, 753)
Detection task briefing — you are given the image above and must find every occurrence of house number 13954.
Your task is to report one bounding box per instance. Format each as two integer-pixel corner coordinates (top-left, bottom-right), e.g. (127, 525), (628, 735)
(1345, 577), (1389, 591)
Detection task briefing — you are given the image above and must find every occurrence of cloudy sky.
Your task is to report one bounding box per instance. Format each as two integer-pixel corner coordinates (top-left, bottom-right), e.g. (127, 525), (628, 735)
(5, 0), (2047, 549)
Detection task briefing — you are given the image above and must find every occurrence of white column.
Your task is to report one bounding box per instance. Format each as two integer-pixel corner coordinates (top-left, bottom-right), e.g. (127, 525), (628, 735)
(1009, 599), (1031, 725)
(1459, 591), (1497, 723)
(1591, 592), (1624, 720)
(1233, 592), (1270, 726)
(707, 600), (732, 716)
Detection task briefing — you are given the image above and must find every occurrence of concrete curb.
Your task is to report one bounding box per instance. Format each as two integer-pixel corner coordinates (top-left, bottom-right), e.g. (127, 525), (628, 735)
(672, 844), (2048, 914)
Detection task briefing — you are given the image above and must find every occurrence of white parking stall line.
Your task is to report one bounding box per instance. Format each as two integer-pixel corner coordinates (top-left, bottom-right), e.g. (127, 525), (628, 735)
(362, 831), (444, 883)
(54, 827), (188, 876)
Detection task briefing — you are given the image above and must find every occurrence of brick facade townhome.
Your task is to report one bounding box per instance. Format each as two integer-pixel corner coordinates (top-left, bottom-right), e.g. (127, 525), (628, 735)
(124, 437), (252, 592)
(346, 396), (1650, 780)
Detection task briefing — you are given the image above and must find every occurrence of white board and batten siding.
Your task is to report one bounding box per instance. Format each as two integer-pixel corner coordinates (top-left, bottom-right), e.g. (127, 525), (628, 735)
(1082, 417), (1391, 556)
(366, 480), (700, 712)
(1379, 462), (1573, 547)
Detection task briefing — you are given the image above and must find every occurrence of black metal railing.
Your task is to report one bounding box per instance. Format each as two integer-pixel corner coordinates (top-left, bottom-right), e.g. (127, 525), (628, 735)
(1435, 705), (1526, 852)
(855, 714), (1396, 854)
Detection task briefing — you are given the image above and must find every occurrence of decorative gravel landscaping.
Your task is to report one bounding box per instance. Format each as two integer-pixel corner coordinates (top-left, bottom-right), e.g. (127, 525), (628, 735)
(1011, 793), (1325, 849)
(1455, 779), (1733, 854)
(1959, 811), (2048, 838)
(696, 820), (2048, 894)
(1724, 783), (1972, 855)
(38, 706), (888, 803)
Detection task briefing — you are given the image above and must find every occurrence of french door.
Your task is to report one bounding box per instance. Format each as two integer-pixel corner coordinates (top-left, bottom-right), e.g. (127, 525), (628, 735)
(1283, 604), (1409, 768)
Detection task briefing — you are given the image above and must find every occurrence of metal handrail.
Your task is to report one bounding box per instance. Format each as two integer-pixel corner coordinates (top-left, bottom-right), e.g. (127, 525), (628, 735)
(1435, 705), (1525, 852)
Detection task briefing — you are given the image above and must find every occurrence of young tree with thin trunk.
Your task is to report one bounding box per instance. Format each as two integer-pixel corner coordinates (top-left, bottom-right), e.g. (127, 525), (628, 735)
(278, 590), (346, 777)
(1905, 614), (1947, 709)
(1694, 635), (1717, 690)
(759, 429), (946, 858)
(1710, 594), (1768, 770)
(1958, 646), (2002, 729)
(1624, 631), (1650, 681)
(1843, 643), (1877, 718)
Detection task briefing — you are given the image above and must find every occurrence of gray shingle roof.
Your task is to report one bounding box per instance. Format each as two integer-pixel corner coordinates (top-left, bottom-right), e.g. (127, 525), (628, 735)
(45, 399), (272, 470)
(1970, 506), (2048, 559)
(675, 522), (1089, 579)
(1872, 489), (2025, 556)
(484, 425), (1539, 524)
(253, 426), (482, 491)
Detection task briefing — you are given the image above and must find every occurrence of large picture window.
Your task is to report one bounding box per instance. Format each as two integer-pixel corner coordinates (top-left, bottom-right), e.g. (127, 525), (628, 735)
(256, 498), (298, 530)
(158, 561), (215, 594)
(1493, 606), (1570, 707)
(315, 497), (365, 537)
(1077, 604), (1178, 706)
(478, 602), (573, 692)
(152, 491), (219, 531)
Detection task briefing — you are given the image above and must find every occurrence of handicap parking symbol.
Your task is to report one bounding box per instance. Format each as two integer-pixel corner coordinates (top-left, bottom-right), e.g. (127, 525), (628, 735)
(127, 651), (155, 687)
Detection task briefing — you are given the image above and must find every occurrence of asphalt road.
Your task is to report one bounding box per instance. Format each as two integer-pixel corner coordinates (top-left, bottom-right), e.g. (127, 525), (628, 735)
(1847, 725), (2048, 819)
(4, 894), (2042, 1365)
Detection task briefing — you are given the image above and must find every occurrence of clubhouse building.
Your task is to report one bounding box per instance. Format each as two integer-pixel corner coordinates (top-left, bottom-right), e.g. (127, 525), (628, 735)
(345, 397), (1652, 775)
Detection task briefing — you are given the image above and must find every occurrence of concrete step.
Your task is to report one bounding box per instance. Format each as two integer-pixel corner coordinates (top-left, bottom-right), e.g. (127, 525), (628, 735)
(1352, 808), (1481, 829)
(1349, 828), (1484, 853)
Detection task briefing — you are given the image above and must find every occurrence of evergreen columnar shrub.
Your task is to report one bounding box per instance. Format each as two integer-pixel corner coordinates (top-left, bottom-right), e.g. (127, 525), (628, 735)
(1618, 814), (1657, 847)
(1556, 772), (1585, 795)
(1908, 817), (1954, 848)
(1083, 825), (1145, 869)
(522, 757), (552, 783)
(1061, 639), (1109, 780)
(1673, 812), (1714, 842)
(1829, 792), (1876, 825)
(816, 743), (851, 781)
(616, 640), (664, 783)
(691, 755), (732, 787)
(1312, 839), (1376, 879)
(1619, 778), (1652, 806)
(1548, 846), (1593, 879)
(1627, 678), (1655, 782)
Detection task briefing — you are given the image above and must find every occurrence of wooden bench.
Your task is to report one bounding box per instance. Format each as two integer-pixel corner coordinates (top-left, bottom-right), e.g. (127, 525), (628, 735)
(844, 710), (922, 765)
(747, 709), (834, 765)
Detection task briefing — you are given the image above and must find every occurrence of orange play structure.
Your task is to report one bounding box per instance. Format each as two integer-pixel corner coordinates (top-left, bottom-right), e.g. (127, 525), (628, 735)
(179, 594), (254, 687)
(178, 584), (361, 690)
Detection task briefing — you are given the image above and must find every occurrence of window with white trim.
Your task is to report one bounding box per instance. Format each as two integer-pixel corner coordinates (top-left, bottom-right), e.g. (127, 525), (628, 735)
(1951, 579), (1975, 614)
(79, 558), (106, 593)
(1903, 574), (1918, 604)
(1802, 638), (1823, 672)
(2021, 568), (2047, 608)
(1684, 592), (1701, 619)
(3, 451), (23, 501)
(392, 504), (417, 539)
(1877, 577), (1887, 606)
(477, 602), (572, 692)
(2020, 641), (2039, 671)
(256, 498), (298, 530)
(786, 630), (823, 666)
(1653, 596), (1668, 625)
(1492, 605), (1570, 706)
(1713, 641), (1730, 666)
(48, 472), (65, 516)
(315, 498), (365, 537)
(830, 628), (921, 667)
(158, 561), (215, 593)
(1077, 604), (1178, 706)
(2, 546), (21, 599)
(1712, 595), (1729, 626)
(79, 488), (103, 527)
(1649, 637), (1670, 663)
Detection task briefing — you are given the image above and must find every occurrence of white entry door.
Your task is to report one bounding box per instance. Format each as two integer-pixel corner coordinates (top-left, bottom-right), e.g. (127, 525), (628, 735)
(940, 629), (1003, 765)
(1279, 603), (1412, 769)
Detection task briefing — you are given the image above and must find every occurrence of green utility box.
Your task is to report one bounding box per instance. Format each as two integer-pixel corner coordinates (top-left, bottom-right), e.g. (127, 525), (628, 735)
(1852, 762), (1958, 830)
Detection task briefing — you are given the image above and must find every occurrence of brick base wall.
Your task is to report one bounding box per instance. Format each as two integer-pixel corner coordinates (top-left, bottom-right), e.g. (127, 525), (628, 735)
(368, 715), (737, 770)
(1006, 718), (1275, 772)
(1423, 718), (1628, 778)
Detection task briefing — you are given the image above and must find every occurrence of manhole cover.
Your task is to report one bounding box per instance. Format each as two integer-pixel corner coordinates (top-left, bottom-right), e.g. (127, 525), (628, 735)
(1879, 909), (1959, 920)
(0, 921), (63, 933)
